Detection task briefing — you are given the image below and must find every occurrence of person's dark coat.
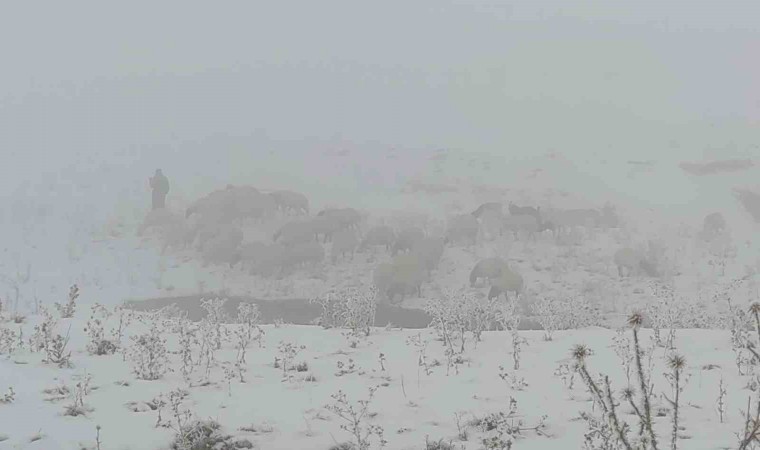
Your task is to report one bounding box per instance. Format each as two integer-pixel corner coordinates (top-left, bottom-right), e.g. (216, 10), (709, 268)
(150, 170), (170, 210)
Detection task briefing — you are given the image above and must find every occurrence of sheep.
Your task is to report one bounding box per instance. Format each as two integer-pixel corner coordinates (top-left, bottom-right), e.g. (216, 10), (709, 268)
(232, 186), (277, 221)
(200, 225), (244, 267)
(283, 241), (324, 271)
(445, 214), (479, 245)
(613, 247), (659, 278)
(185, 186), (238, 223)
(359, 225), (396, 252)
(501, 214), (539, 240)
(269, 190), (309, 215)
(317, 208), (362, 230)
(273, 221), (314, 246)
(250, 243), (289, 277)
(487, 266), (525, 300)
(508, 202), (541, 222)
(159, 218), (196, 254)
(392, 227), (426, 256)
(469, 257), (509, 286)
(372, 254), (427, 303)
(308, 215), (344, 243)
(471, 202), (502, 219)
(232, 241), (269, 272)
(410, 237), (446, 275)
(331, 229), (359, 263)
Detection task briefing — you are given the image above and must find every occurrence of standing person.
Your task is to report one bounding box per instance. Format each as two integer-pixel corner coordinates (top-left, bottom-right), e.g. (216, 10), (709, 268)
(149, 169), (170, 210)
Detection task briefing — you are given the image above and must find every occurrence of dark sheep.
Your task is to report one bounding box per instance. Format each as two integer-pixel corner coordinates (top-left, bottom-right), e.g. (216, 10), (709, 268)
(501, 214), (539, 240)
(392, 227), (426, 256)
(283, 241), (324, 271)
(232, 186), (278, 221)
(359, 225), (396, 252)
(317, 208), (362, 230)
(487, 266), (525, 300)
(331, 229), (359, 263)
(471, 202), (502, 219)
(273, 221), (314, 246)
(410, 237), (446, 275)
(469, 257), (509, 286)
(508, 202), (541, 223)
(269, 190), (309, 215)
(445, 214), (479, 245)
(372, 254), (427, 303)
(308, 215), (344, 243)
(200, 225), (244, 267)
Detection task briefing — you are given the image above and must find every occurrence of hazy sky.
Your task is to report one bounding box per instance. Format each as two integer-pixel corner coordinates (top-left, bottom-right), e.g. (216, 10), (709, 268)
(1, 0), (759, 173)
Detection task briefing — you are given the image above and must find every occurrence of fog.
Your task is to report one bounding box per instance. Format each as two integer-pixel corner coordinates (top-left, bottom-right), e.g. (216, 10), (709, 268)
(3, 5), (760, 448)
(1, 2), (759, 220)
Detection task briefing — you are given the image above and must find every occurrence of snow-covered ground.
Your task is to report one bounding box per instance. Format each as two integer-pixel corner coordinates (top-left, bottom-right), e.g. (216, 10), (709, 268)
(2, 147), (760, 449)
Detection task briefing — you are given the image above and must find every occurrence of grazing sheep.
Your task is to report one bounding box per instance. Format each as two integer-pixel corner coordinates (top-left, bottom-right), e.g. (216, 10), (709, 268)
(308, 215), (344, 243)
(232, 186), (277, 221)
(273, 221), (314, 246)
(445, 214), (479, 245)
(392, 227), (426, 256)
(701, 212), (727, 241)
(159, 218), (195, 254)
(487, 266), (525, 300)
(410, 237), (446, 275)
(200, 225), (244, 267)
(613, 247), (659, 278)
(283, 241), (324, 271)
(471, 202), (502, 219)
(185, 186), (238, 222)
(269, 190), (309, 215)
(331, 229), (359, 263)
(508, 202), (541, 222)
(249, 243), (289, 277)
(359, 225), (396, 252)
(317, 208), (362, 230)
(469, 257), (509, 286)
(502, 214), (539, 240)
(372, 254), (427, 303)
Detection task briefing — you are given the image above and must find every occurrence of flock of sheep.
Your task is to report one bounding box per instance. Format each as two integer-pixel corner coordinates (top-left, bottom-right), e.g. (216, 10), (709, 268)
(137, 184), (731, 304)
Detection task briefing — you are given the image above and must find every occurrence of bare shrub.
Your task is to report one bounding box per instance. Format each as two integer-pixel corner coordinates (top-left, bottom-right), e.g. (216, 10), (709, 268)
(128, 320), (170, 380)
(324, 386), (387, 450)
(55, 284), (79, 319)
(312, 286), (378, 337)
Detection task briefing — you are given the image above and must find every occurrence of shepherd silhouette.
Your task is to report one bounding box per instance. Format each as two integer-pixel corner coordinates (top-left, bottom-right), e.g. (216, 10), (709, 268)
(149, 169), (170, 210)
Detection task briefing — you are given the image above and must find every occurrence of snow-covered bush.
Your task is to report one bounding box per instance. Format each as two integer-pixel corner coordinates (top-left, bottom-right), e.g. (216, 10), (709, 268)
(128, 321), (170, 381)
(200, 298), (228, 351)
(64, 372), (93, 417)
(84, 304), (118, 356)
(324, 386), (387, 450)
(0, 387), (15, 404)
(234, 302), (264, 382)
(312, 286), (378, 337)
(55, 284), (79, 319)
(531, 296), (603, 341)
